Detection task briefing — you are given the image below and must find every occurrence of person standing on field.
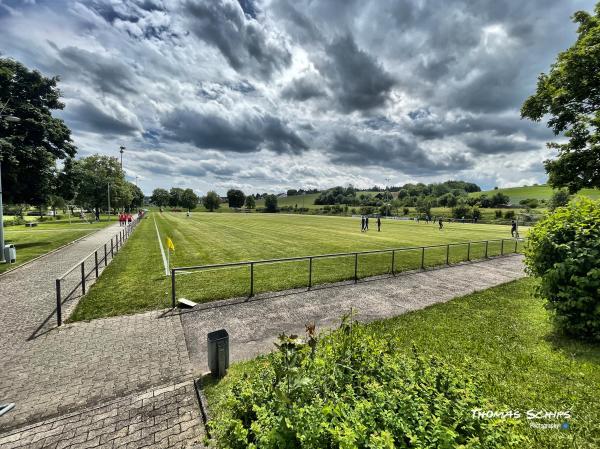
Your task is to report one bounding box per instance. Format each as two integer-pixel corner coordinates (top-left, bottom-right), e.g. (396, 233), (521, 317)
(439, 217), (443, 230)
(377, 216), (381, 232)
(511, 219), (518, 238)
(361, 215), (365, 232)
(365, 216), (369, 231)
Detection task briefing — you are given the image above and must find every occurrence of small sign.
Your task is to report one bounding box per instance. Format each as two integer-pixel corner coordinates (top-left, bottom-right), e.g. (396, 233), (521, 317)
(178, 298), (197, 308)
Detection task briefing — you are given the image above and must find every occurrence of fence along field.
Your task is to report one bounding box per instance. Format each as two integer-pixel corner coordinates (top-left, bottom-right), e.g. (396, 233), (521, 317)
(72, 212), (526, 321)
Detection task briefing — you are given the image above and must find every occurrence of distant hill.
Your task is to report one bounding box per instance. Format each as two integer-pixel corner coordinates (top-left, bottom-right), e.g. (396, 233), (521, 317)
(469, 185), (600, 204)
(255, 190), (388, 209)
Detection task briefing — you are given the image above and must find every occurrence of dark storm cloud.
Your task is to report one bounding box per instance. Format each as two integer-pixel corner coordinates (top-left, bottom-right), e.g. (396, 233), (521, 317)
(63, 101), (139, 135)
(185, 0), (291, 79)
(56, 46), (138, 96)
(321, 34), (396, 112)
(281, 73), (326, 101)
(464, 135), (539, 155)
(161, 107), (308, 154)
(329, 132), (472, 174)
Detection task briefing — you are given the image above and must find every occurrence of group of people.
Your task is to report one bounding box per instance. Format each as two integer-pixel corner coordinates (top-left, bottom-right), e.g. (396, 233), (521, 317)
(118, 213), (134, 226)
(360, 215), (382, 232)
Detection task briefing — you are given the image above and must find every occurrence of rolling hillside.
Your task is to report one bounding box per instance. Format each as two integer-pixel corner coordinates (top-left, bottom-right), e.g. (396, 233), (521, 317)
(469, 185), (600, 204)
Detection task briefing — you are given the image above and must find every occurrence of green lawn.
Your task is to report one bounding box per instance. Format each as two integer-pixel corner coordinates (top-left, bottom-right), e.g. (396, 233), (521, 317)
(470, 184), (600, 203)
(205, 278), (600, 448)
(71, 212), (526, 321)
(1, 217), (114, 274)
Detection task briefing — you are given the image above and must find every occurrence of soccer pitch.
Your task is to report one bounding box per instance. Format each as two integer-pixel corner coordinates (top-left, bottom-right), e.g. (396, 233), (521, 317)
(71, 212), (526, 321)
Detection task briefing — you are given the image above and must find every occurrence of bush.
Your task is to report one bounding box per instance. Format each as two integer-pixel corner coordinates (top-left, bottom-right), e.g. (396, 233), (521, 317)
(402, 207), (409, 215)
(209, 317), (525, 448)
(503, 210), (515, 219)
(525, 197), (600, 340)
(495, 210), (503, 219)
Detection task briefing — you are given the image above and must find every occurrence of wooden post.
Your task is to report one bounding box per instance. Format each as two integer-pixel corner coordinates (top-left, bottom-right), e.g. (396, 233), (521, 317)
(56, 279), (62, 326)
(308, 257), (312, 289)
(391, 250), (395, 276)
(421, 247), (425, 269)
(94, 251), (99, 278)
(249, 263), (254, 297)
(354, 253), (358, 283)
(81, 261), (86, 295)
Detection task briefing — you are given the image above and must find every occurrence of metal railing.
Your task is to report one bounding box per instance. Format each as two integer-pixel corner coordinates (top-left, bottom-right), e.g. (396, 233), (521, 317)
(54, 218), (140, 326)
(171, 237), (525, 307)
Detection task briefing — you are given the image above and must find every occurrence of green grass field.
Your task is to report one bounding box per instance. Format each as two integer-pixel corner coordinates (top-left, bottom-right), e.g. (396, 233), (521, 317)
(1, 217), (114, 274)
(71, 212), (526, 321)
(470, 184), (600, 203)
(205, 278), (600, 448)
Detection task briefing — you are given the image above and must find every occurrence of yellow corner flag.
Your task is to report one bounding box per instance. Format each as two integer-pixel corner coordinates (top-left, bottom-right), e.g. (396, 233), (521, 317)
(166, 237), (175, 252)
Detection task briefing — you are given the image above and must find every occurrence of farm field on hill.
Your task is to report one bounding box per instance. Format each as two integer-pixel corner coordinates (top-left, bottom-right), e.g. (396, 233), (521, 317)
(72, 212), (526, 321)
(470, 184), (600, 203)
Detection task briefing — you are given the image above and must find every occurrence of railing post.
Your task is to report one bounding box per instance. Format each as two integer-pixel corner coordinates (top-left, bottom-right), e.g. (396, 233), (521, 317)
(514, 239), (518, 253)
(467, 242), (471, 261)
(111, 237), (114, 258)
(95, 251), (99, 278)
(308, 257), (312, 289)
(104, 244), (108, 267)
(501, 239), (504, 255)
(446, 244), (450, 265)
(249, 262), (254, 297)
(354, 253), (358, 283)
(56, 279), (62, 327)
(391, 250), (395, 276)
(485, 240), (489, 258)
(81, 261), (86, 295)
(421, 247), (425, 269)
(171, 269), (176, 308)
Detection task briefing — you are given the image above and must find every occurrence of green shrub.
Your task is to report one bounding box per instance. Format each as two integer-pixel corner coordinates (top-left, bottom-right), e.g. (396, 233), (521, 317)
(208, 316), (525, 448)
(524, 197), (600, 340)
(503, 210), (515, 219)
(495, 210), (502, 219)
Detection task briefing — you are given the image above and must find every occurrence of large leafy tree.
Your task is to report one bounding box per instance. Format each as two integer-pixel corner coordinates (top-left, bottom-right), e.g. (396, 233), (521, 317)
(150, 188), (170, 207)
(0, 58), (76, 204)
(521, 6), (600, 192)
(227, 188), (245, 208)
(203, 191), (220, 212)
(169, 187), (184, 207)
(72, 155), (129, 213)
(128, 182), (145, 209)
(180, 188), (199, 211)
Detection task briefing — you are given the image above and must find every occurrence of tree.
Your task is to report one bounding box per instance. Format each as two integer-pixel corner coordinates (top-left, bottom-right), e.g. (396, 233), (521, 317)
(264, 194), (278, 212)
(129, 183), (145, 209)
(490, 192), (510, 207)
(525, 198), (600, 340)
(169, 187), (184, 208)
(203, 191), (220, 212)
(0, 58), (77, 205)
(227, 189), (246, 208)
(181, 188), (199, 211)
(521, 6), (600, 192)
(150, 188), (170, 207)
(72, 155), (128, 215)
(549, 189), (570, 210)
(245, 195), (256, 209)
(47, 194), (66, 217)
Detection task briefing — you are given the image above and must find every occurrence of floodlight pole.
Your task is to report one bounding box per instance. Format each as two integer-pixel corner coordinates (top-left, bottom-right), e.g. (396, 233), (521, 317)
(119, 146), (125, 169)
(107, 183), (111, 220)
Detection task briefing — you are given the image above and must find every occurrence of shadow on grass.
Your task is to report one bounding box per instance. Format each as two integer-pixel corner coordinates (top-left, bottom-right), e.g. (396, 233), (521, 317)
(544, 328), (600, 365)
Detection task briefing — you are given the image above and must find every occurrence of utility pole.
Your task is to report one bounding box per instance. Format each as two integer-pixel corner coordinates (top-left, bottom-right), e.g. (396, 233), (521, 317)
(107, 183), (111, 221)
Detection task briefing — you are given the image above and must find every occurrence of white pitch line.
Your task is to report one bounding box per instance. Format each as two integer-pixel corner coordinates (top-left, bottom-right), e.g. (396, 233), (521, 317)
(153, 214), (169, 276)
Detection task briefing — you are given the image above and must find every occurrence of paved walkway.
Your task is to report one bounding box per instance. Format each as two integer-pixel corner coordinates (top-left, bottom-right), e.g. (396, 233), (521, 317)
(0, 226), (525, 449)
(180, 255), (526, 372)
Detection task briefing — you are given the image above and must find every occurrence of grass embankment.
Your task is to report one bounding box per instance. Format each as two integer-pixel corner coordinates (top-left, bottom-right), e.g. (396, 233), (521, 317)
(205, 278), (600, 448)
(72, 212), (525, 321)
(1, 216), (114, 274)
(469, 184), (600, 203)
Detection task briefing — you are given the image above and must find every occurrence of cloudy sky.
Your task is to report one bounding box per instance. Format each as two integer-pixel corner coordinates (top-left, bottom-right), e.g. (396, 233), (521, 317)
(0, 0), (593, 195)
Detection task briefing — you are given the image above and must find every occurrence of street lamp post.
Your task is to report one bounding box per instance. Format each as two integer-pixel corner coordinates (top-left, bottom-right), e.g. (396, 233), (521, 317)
(119, 145), (125, 169)
(0, 113), (20, 263)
